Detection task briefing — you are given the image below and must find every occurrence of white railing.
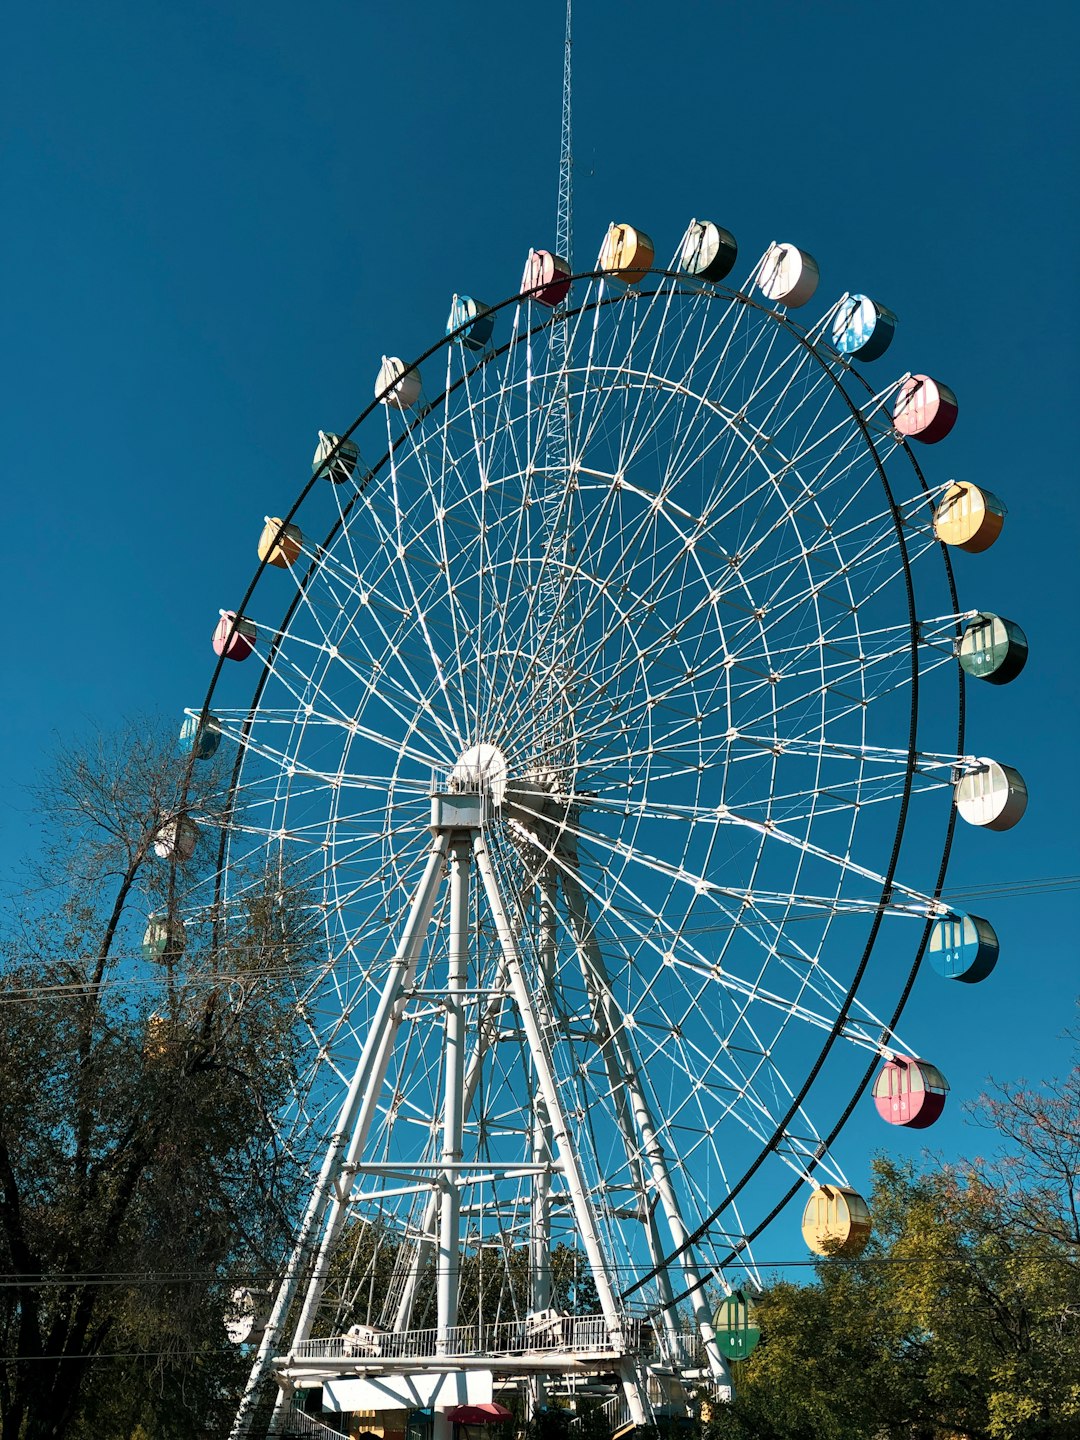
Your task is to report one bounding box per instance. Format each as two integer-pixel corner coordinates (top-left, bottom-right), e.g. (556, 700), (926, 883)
(278, 1407), (346, 1438)
(594, 1364), (696, 1433)
(655, 1327), (708, 1370)
(293, 1313), (645, 1363)
(600, 1390), (632, 1434)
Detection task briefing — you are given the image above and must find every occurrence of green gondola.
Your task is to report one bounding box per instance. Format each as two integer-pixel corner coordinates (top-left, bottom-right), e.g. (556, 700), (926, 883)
(713, 1288), (761, 1361)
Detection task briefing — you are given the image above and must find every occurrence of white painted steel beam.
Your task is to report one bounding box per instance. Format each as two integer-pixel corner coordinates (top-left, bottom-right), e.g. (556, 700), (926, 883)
(561, 859), (731, 1388)
(232, 836), (449, 1439)
(473, 834), (648, 1428)
(437, 835), (470, 1351)
(528, 875), (557, 1417)
(393, 965), (509, 1330)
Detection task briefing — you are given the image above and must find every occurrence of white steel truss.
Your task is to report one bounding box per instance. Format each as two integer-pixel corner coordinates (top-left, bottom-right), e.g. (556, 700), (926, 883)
(196, 252), (973, 1436)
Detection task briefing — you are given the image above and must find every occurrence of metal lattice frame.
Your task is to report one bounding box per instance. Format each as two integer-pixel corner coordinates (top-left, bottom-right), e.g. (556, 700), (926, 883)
(190, 260), (973, 1435)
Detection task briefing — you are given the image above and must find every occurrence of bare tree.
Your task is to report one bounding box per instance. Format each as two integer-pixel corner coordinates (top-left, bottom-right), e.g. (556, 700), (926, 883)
(970, 1022), (1080, 1252)
(0, 723), (320, 1439)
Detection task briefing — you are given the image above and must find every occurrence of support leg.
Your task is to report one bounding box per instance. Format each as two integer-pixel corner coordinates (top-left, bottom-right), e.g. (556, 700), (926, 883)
(394, 964), (508, 1331)
(474, 835), (648, 1428)
(561, 861), (730, 1390)
(437, 835), (470, 1350)
(232, 836), (449, 1439)
(527, 875), (557, 1419)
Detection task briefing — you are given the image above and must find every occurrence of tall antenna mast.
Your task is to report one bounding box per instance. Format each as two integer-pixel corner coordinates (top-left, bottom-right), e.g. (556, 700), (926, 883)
(556, 0), (573, 271)
(535, 0), (575, 775)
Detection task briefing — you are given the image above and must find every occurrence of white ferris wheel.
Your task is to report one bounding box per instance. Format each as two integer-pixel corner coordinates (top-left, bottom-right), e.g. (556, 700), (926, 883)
(171, 219), (1027, 1431)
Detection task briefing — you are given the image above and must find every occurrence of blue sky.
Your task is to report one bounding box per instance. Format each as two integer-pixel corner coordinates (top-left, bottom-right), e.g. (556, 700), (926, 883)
(3, 1), (1077, 1268)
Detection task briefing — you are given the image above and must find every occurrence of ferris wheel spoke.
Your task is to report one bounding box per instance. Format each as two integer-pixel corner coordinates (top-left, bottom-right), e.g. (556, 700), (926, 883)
(572, 791), (941, 917)
(698, 476), (879, 631)
(588, 278), (680, 417)
(710, 477), (887, 601)
(480, 512), (659, 754)
(476, 510), (578, 750)
(208, 258), (976, 1410)
(567, 291), (741, 494)
(572, 288), (714, 478)
(430, 417), (557, 747)
(669, 954), (887, 1055)
(476, 303), (530, 463)
(380, 457), (481, 754)
(570, 817), (840, 1019)
(251, 653), (446, 771)
(542, 816), (851, 1116)
(697, 432), (897, 624)
(716, 351), (844, 499)
(731, 623), (953, 718)
(728, 503), (920, 618)
(702, 290), (789, 424)
(550, 858), (789, 1313)
(502, 530), (728, 753)
(629, 1016), (829, 1196)
(244, 592), (437, 733)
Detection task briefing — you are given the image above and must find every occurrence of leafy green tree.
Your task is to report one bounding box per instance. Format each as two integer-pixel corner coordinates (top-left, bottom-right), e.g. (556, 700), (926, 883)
(0, 725), (319, 1439)
(704, 1037), (1080, 1440)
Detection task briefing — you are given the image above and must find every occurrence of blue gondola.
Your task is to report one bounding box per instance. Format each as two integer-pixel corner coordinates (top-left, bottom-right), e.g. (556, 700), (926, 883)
(928, 912), (999, 983)
(446, 295), (495, 351)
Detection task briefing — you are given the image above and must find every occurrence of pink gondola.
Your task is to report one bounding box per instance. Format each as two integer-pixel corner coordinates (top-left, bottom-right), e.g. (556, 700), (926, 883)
(893, 374), (958, 443)
(521, 249), (571, 307)
(872, 1055), (948, 1128)
(213, 611), (256, 662)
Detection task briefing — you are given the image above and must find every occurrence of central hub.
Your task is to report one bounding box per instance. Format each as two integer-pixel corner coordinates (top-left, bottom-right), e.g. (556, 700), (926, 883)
(435, 744), (578, 853)
(449, 743), (509, 805)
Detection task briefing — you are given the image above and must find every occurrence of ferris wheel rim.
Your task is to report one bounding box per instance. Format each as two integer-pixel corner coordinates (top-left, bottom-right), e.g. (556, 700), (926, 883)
(618, 344), (967, 1299)
(184, 264), (966, 1298)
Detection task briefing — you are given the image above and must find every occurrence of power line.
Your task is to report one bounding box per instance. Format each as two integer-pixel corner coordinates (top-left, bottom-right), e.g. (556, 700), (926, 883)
(2, 875), (1075, 1007)
(3, 1242), (1069, 1292)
